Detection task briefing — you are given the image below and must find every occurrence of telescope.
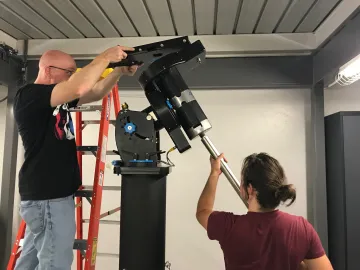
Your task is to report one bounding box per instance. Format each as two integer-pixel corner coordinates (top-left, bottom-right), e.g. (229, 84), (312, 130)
(110, 36), (245, 270)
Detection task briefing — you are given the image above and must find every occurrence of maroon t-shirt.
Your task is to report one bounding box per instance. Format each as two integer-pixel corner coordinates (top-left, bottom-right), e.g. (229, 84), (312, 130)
(207, 210), (325, 270)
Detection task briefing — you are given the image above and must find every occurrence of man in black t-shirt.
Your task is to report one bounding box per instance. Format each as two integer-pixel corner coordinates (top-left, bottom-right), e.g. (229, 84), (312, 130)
(13, 46), (140, 269)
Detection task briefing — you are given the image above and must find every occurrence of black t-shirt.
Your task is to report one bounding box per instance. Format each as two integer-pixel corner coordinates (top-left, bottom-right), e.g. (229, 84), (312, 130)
(14, 83), (81, 201)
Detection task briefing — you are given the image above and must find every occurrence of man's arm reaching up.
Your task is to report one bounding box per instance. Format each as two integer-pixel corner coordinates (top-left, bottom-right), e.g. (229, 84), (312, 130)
(50, 45), (134, 107)
(77, 65), (139, 105)
(196, 154), (226, 230)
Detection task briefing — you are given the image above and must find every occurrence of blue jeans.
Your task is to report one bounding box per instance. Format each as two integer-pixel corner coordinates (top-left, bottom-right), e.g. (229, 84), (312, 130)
(14, 195), (76, 270)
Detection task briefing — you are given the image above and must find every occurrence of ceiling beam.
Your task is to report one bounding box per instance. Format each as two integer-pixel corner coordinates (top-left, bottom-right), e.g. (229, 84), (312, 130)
(19, 33), (316, 59)
(314, 0), (360, 48)
(26, 55), (313, 89)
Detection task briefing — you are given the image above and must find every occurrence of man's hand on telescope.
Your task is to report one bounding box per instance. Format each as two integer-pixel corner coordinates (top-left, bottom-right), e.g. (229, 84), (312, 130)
(115, 64), (141, 76)
(210, 153), (227, 176)
(77, 45), (140, 105)
(100, 45), (134, 63)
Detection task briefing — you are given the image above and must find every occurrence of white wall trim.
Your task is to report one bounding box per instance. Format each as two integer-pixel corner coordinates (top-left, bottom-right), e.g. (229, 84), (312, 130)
(19, 33), (316, 59)
(0, 30), (17, 50)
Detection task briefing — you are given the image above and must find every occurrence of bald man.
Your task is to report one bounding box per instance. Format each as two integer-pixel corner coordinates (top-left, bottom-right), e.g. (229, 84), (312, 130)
(13, 46), (139, 269)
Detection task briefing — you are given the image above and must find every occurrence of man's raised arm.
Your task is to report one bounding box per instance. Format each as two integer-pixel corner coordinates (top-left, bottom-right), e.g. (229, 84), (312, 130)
(50, 46), (133, 107)
(77, 65), (140, 105)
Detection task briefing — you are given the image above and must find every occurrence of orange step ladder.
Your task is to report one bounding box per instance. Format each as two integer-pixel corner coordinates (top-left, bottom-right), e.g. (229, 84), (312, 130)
(8, 79), (122, 269)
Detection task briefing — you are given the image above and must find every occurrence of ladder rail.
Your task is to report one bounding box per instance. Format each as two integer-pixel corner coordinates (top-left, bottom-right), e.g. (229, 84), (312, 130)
(6, 220), (26, 270)
(84, 93), (112, 269)
(80, 85), (121, 269)
(112, 85), (120, 117)
(75, 111), (84, 270)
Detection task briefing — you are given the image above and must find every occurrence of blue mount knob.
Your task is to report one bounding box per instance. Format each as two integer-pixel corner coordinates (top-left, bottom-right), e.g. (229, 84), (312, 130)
(124, 122), (136, 134)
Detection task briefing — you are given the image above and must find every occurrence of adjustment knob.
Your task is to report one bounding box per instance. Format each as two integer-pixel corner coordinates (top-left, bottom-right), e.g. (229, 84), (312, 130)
(124, 122), (136, 134)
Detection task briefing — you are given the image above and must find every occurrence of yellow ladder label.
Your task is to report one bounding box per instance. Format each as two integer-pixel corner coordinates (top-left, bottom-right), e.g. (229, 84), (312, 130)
(91, 238), (98, 265)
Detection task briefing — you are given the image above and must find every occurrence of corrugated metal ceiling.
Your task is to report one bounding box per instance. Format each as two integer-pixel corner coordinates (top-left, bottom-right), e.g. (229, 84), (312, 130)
(0, 0), (342, 40)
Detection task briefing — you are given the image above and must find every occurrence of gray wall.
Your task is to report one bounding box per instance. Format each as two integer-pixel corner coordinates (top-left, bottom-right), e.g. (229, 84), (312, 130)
(72, 88), (311, 270)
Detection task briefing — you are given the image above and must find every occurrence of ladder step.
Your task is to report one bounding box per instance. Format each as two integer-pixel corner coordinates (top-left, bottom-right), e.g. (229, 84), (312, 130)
(75, 186), (120, 198)
(70, 105), (102, 112)
(77, 146), (97, 153)
(73, 239), (87, 250)
(77, 146), (118, 155)
(83, 219), (120, 225)
(83, 185), (121, 191)
(82, 120), (116, 125)
(75, 189), (93, 198)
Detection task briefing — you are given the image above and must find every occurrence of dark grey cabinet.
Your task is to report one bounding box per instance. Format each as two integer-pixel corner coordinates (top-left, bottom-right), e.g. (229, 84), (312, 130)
(325, 112), (360, 270)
